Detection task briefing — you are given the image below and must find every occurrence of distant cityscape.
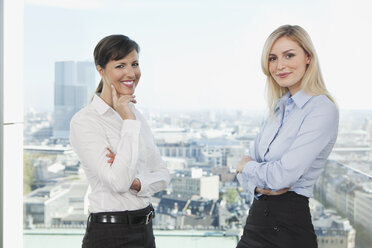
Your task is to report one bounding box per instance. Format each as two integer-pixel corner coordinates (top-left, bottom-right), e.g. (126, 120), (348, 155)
(23, 61), (372, 248)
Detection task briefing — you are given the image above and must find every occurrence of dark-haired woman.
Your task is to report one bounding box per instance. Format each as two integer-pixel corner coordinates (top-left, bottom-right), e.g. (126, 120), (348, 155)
(70, 35), (170, 248)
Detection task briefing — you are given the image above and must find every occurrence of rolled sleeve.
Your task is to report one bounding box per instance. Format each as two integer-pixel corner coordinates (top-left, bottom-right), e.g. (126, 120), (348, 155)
(135, 175), (150, 197)
(242, 161), (265, 197)
(129, 111), (170, 198)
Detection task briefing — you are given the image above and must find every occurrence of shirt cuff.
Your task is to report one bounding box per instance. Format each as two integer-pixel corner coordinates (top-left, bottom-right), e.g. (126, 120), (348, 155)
(135, 175), (150, 197)
(236, 173), (248, 191)
(121, 120), (141, 136)
(242, 160), (258, 176)
(243, 161), (263, 199)
(246, 178), (257, 198)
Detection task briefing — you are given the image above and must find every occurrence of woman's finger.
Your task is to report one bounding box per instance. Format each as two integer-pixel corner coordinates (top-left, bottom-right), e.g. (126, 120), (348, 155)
(261, 189), (272, 195)
(256, 187), (272, 195)
(106, 148), (116, 164)
(271, 187), (290, 195)
(118, 95), (135, 103)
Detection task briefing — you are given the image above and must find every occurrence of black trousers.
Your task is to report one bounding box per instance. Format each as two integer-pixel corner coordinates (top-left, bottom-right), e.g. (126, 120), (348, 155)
(236, 191), (317, 248)
(82, 206), (156, 248)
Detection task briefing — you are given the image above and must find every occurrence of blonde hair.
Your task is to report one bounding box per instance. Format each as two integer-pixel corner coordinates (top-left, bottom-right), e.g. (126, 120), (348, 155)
(261, 25), (334, 114)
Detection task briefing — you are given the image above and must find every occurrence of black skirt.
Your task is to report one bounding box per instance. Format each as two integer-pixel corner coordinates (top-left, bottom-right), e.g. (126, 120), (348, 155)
(237, 191), (317, 248)
(82, 205), (156, 248)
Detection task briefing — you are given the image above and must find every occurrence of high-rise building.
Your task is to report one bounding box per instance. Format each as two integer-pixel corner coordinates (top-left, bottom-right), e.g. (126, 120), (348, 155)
(76, 61), (97, 100)
(53, 61), (95, 139)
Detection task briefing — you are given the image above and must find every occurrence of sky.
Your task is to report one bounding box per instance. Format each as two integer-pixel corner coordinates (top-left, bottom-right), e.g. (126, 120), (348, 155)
(24, 0), (372, 112)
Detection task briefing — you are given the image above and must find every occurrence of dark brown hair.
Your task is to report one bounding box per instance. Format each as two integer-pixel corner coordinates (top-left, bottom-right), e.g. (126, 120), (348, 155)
(93, 35), (140, 94)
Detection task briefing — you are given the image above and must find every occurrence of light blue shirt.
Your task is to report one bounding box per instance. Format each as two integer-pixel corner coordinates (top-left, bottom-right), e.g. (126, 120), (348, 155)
(240, 90), (339, 198)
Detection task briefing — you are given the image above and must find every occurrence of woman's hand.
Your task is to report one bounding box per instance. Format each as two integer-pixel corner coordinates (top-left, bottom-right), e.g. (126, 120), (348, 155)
(111, 84), (136, 120)
(130, 178), (141, 192)
(236, 156), (253, 173)
(106, 147), (141, 192)
(106, 148), (116, 165)
(255, 187), (290, 196)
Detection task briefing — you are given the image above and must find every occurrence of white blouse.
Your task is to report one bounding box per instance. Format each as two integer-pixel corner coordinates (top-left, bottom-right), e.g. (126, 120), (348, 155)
(70, 95), (170, 213)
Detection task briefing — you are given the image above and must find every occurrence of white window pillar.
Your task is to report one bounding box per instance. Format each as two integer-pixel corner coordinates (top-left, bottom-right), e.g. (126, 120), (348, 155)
(1, 0), (24, 247)
(0, 0), (3, 245)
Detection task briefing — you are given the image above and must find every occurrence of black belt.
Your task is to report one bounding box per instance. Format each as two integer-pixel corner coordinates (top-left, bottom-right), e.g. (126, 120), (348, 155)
(89, 206), (155, 225)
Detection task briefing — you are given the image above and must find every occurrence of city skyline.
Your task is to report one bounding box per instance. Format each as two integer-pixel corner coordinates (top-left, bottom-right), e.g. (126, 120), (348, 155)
(23, 105), (372, 247)
(24, 0), (372, 112)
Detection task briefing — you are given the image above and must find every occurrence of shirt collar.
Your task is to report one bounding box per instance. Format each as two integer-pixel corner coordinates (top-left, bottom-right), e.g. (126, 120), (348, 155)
(91, 94), (112, 115)
(290, 90), (313, 109)
(275, 91), (291, 112)
(275, 90), (312, 112)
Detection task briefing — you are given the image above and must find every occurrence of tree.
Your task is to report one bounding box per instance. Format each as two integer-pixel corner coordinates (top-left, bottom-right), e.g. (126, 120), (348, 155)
(225, 187), (239, 205)
(23, 154), (34, 195)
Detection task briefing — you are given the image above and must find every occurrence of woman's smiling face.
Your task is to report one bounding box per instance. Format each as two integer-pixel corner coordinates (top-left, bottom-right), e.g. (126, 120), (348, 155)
(98, 49), (141, 96)
(268, 36), (310, 95)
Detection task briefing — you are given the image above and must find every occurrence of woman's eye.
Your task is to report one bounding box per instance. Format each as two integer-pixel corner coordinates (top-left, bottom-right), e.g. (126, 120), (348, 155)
(115, 65), (124, 69)
(132, 62), (139, 67)
(286, 53), (295, 59)
(269, 57), (276, 62)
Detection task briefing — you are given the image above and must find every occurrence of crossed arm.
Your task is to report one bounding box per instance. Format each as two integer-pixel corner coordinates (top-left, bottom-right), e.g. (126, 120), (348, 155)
(236, 156), (289, 196)
(106, 147), (142, 191)
(235, 102), (338, 196)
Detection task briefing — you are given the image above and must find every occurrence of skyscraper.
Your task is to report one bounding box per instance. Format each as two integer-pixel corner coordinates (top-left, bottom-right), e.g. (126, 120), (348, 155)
(53, 61), (95, 139)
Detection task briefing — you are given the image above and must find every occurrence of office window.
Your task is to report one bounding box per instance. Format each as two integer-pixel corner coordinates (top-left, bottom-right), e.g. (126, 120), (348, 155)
(17, 1), (372, 248)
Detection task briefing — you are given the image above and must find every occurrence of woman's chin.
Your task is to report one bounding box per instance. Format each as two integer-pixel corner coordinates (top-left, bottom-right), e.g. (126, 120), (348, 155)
(118, 89), (135, 96)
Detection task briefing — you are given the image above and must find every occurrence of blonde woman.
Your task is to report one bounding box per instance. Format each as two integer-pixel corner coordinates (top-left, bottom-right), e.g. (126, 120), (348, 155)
(236, 25), (338, 248)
